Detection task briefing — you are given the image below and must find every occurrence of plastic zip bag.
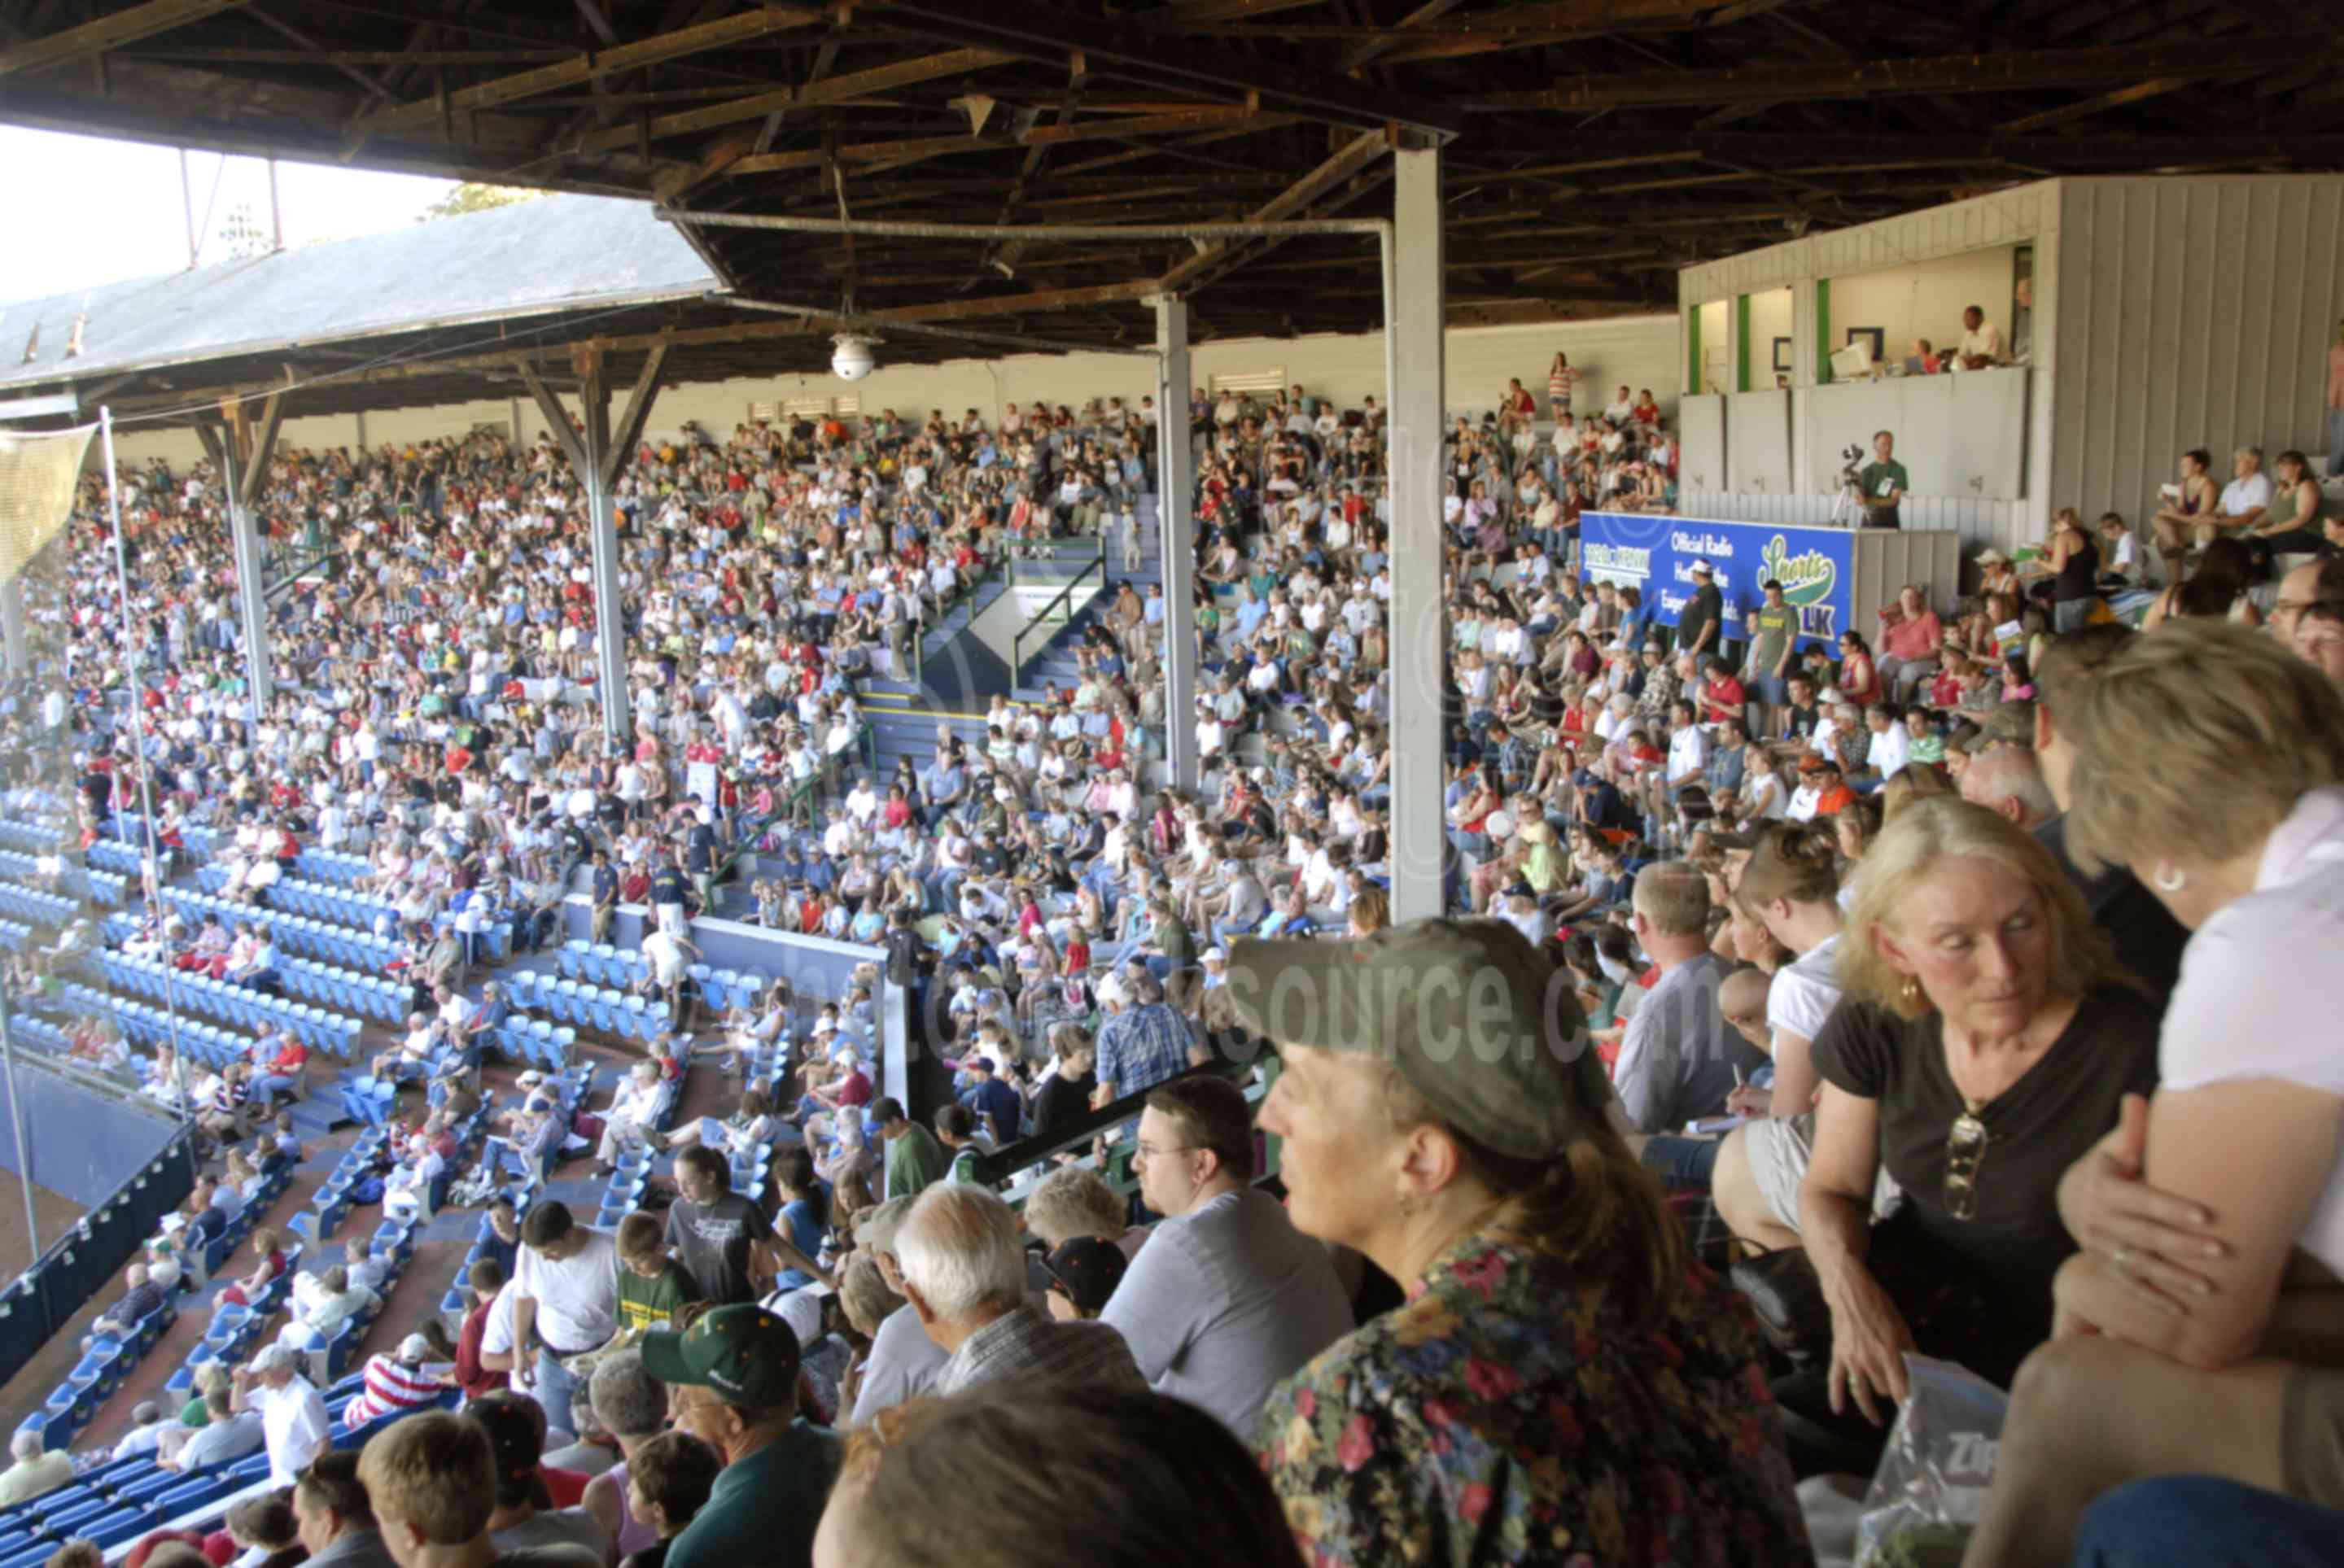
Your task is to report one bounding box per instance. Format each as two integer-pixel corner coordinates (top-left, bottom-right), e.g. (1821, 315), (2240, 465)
(1855, 1353), (2008, 1567)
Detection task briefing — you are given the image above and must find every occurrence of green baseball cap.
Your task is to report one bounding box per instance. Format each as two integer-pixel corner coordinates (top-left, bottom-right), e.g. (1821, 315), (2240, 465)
(639, 1304), (802, 1408)
(1224, 917), (1608, 1160)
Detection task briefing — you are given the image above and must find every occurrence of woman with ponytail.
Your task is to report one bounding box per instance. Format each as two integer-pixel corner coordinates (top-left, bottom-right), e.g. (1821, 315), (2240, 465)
(1712, 821), (1876, 1255)
(1229, 918), (1808, 1566)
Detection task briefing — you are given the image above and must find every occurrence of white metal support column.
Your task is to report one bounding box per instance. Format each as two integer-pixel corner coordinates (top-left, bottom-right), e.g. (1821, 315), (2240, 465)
(1387, 146), (1446, 924)
(225, 474), (272, 718)
(0, 579), (27, 676)
(1155, 294), (1200, 794)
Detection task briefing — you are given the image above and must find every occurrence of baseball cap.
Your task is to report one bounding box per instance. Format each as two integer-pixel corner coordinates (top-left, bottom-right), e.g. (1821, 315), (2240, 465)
(1200, 946), (1227, 963)
(641, 1304), (803, 1408)
(1225, 918), (1605, 1160)
(1690, 557), (1714, 576)
(1041, 1237), (1130, 1315)
(1974, 701), (2036, 750)
(397, 1333), (435, 1363)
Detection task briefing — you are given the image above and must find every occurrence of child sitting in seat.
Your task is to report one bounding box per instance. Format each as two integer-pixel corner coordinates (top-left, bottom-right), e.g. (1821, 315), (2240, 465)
(619, 1430), (725, 1568)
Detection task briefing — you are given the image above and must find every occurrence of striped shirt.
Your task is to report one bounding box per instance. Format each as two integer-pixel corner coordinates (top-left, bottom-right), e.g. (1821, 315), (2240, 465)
(933, 1304), (1148, 1399)
(343, 1353), (440, 1428)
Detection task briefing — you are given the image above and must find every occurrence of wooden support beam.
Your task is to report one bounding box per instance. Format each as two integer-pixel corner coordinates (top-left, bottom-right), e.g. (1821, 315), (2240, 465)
(868, 0), (1464, 135)
(574, 46), (1015, 154)
(193, 421), (226, 473)
(601, 343), (668, 487)
(1473, 129), (2344, 167)
(517, 360), (589, 473)
(1996, 76), (2198, 132)
(0, 0), (250, 77)
(724, 107), (1286, 176)
(1478, 33), (2329, 110)
(237, 390), (287, 509)
(129, 46), (571, 65)
(1340, 0), (1467, 71)
(348, 5), (823, 133)
(1158, 124), (1389, 290)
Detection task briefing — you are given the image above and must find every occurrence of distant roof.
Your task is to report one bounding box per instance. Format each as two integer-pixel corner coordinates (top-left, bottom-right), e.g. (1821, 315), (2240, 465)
(0, 193), (717, 396)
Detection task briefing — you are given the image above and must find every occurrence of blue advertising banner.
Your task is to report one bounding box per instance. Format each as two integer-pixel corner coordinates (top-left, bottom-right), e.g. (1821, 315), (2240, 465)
(1579, 512), (1854, 649)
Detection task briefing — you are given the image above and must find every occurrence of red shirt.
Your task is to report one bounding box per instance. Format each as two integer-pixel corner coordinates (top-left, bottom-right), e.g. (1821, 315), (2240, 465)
(1703, 675), (1747, 723)
(453, 1294), (508, 1397)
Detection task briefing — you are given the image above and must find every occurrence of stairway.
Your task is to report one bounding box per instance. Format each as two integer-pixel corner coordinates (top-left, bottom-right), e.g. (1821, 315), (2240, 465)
(1009, 501), (1161, 704)
(852, 499), (1164, 784)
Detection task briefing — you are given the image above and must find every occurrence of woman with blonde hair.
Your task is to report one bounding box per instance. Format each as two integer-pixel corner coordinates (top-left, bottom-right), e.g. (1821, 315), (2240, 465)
(1964, 625), (2344, 1566)
(1776, 797), (2160, 1476)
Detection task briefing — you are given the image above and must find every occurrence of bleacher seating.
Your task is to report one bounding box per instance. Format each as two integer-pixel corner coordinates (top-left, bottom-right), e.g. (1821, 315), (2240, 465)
(0, 852), (125, 906)
(506, 967), (666, 1045)
(291, 850), (370, 888)
(92, 952), (361, 1060)
(0, 822), (68, 858)
(60, 985), (258, 1072)
(166, 889), (400, 973)
(0, 884), (75, 929)
(0, 1377), (459, 1561)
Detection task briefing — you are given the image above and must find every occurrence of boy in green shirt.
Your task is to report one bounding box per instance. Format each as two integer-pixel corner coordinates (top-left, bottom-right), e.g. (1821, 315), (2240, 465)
(615, 1212), (701, 1336)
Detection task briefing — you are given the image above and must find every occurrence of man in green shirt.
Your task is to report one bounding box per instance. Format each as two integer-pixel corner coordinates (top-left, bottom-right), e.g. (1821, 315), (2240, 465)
(1856, 430), (1909, 530)
(643, 1304), (842, 1568)
(1746, 578), (1799, 722)
(873, 1098), (947, 1201)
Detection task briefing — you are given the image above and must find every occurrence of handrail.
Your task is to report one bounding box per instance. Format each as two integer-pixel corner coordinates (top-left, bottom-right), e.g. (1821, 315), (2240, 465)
(974, 1050), (1267, 1192)
(912, 555), (1006, 683)
(1008, 532), (1107, 675)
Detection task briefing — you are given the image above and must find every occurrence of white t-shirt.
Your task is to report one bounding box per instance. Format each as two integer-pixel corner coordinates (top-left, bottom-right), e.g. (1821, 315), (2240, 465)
(2219, 472), (2274, 519)
(1768, 934), (1843, 1043)
(2158, 788), (2344, 1279)
(514, 1230), (620, 1353)
(251, 1374), (330, 1486)
(1956, 322), (2005, 365)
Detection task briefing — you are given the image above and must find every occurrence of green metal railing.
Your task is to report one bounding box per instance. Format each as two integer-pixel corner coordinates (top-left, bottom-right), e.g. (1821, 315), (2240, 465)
(977, 1051), (1280, 1203)
(1008, 533), (1107, 675)
(912, 557), (1007, 683)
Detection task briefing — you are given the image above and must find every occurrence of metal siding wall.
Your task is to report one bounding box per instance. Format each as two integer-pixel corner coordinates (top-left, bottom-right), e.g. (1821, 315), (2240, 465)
(2056, 176), (2344, 533)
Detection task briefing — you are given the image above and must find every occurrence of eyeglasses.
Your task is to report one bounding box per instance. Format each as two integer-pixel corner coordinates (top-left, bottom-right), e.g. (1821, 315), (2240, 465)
(1132, 1142), (1202, 1164)
(1942, 1111), (1989, 1222)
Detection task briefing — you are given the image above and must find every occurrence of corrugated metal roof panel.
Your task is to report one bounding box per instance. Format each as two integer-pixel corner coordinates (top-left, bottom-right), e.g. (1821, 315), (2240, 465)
(0, 193), (716, 395)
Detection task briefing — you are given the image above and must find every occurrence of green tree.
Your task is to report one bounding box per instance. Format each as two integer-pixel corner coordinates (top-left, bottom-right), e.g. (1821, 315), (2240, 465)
(417, 182), (547, 222)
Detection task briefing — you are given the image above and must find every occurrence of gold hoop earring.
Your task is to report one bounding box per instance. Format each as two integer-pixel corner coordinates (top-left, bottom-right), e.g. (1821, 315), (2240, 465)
(1902, 976), (1923, 1009)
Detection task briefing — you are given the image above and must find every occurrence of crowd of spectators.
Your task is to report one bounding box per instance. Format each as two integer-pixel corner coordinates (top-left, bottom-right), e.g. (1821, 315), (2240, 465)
(10, 336), (2344, 1568)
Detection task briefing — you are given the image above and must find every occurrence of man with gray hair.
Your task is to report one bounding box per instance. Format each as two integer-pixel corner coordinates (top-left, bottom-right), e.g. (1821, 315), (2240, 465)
(579, 1350), (669, 1553)
(1957, 745), (2058, 831)
(846, 1197), (948, 1425)
(1091, 965), (1194, 1108)
(894, 1185), (1146, 1397)
(0, 1430), (71, 1507)
(233, 1343), (331, 1486)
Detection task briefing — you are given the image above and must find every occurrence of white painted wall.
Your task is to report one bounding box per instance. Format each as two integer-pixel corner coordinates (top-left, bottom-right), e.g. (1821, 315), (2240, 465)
(1827, 246), (2016, 368)
(1747, 287), (1793, 387)
(1695, 299), (1730, 395)
(105, 314), (1681, 470)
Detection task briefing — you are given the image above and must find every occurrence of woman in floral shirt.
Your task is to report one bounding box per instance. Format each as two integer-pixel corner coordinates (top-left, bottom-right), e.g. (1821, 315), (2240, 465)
(1235, 919), (1809, 1567)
